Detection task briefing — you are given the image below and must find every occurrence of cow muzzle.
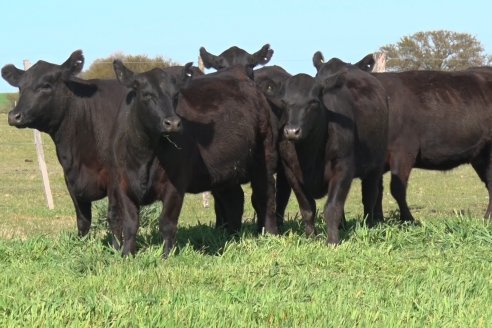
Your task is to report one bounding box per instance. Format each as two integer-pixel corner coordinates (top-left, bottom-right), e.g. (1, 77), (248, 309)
(8, 111), (24, 127)
(284, 125), (302, 141)
(162, 116), (182, 133)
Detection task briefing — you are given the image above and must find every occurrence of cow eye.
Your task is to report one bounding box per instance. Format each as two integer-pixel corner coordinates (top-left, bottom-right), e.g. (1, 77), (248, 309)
(37, 83), (52, 93)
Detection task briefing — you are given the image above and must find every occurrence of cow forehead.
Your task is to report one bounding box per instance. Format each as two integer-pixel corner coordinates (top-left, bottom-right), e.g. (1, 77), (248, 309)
(283, 77), (318, 105)
(285, 74), (316, 93)
(21, 60), (60, 84)
(318, 58), (349, 76)
(139, 70), (177, 93)
(220, 46), (248, 58)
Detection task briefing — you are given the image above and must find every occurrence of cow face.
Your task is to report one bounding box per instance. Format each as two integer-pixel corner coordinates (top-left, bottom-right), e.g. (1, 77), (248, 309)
(200, 44), (273, 74)
(276, 74), (322, 141)
(1, 50), (84, 131)
(113, 60), (193, 136)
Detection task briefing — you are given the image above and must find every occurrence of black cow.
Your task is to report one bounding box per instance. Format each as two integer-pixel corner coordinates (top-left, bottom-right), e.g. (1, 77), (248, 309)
(262, 55), (388, 244)
(1, 50), (127, 237)
(112, 62), (278, 256)
(315, 53), (492, 222)
(200, 45), (297, 226)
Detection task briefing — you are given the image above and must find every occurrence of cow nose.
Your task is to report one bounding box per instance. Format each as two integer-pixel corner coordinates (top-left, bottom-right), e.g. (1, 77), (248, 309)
(163, 117), (182, 133)
(284, 126), (301, 140)
(8, 111), (23, 125)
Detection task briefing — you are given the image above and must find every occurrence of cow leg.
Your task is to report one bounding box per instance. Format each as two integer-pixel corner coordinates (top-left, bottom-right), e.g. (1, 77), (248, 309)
(159, 186), (184, 258)
(212, 190), (225, 229)
(279, 141), (317, 236)
(471, 156), (492, 219)
(325, 163), (353, 245)
(251, 172), (278, 235)
(72, 197), (92, 237)
(107, 194), (123, 250)
(373, 176), (385, 222)
(251, 135), (278, 235)
(389, 155), (416, 223)
(275, 164), (292, 228)
(212, 185), (244, 234)
(362, 172), (384, 227)
(117, 192), (140, 257)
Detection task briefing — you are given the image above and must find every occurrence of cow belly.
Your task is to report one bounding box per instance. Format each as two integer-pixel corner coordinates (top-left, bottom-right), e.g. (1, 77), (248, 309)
(417, 137), (488, 169)
(65, 166), (107, 201)
(202, 152), (254, 185)
(196, 128), (257, 185)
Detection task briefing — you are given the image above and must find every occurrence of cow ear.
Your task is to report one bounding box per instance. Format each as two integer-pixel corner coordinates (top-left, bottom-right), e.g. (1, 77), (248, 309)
(252, 44), (274, 66)
(199, 47), (220, 69)
(1, 64), (24, 87)
(322, 72), (346, 90)
(61, 50), (84, 77)
(113, 60), (137, 88)
(355, 54), (375, 72)
(178, 62), (194, 89)
(313, 51), (325, 72)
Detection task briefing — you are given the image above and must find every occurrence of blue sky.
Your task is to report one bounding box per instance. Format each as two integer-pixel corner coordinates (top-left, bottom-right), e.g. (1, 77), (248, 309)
(1, 0), (492, 92)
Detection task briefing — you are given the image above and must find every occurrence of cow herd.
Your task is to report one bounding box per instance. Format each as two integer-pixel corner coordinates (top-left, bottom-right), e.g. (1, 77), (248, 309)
(3, 44), (492, 257)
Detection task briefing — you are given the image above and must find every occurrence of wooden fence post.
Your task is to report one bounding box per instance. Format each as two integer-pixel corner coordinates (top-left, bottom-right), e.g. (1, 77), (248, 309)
(373, 52), (386, 72)
(23, 59), (54, 209)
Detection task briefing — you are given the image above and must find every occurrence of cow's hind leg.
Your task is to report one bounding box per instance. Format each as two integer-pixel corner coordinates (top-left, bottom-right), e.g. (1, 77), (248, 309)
(471, 153), (492, 219)
(324, 162), (353, 245)
(389, 154), (416, 223)
(275, 164), (292, 228)
(212, 185), (244, 234)
(251, 156), (278, 235)
(362, 172), (384, 227)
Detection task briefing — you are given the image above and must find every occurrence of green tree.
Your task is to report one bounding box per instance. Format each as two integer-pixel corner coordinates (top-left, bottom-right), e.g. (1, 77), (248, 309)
(380, 30), (491, 71)
(82, 52), (178, 79)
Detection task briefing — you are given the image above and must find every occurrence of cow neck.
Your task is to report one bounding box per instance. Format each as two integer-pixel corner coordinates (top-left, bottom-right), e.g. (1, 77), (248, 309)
(50, 92), (99, 159)
(297, 109), (328, 159)
(126, 105), (155, 165)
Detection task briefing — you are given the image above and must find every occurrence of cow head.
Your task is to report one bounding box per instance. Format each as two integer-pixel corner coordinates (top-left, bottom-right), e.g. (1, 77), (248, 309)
(200, 44), (274, 77)
(113, 60), (193, 137)
(254, 66), (291, 111)
(313, 51), (375, 73)
(267, 74), (322, 142)
(1, 50), (84, 131)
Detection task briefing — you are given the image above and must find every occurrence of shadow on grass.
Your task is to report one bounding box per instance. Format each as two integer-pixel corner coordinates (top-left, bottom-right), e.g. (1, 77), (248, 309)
(93, 208), (423, 257)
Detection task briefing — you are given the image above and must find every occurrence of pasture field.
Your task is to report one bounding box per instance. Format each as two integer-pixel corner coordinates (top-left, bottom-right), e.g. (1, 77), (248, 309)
(0, 112), (491, 326)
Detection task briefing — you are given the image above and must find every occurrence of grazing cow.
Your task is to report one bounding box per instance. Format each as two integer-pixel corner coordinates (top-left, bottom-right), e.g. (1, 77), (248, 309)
(112, 62), (278, 257)
(315, 53), (492, 222)
(1, 50), (127, 236)
(262, 55), (388, 244)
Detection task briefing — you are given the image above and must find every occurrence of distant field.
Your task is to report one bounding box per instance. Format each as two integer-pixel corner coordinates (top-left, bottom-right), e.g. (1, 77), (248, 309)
(0, 112), (491, 326)
(0, 93), (16, 113)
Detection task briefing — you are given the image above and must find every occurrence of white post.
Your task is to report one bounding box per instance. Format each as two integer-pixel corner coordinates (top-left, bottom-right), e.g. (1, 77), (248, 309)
(197, 56), (210, 208)
(373, 52), (387, 72)
(23, 59), (54, 209)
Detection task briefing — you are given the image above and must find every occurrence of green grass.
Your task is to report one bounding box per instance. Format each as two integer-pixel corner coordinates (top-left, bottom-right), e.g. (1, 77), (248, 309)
(0, 93), (16, 114)
(1, 112), (492, 326)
